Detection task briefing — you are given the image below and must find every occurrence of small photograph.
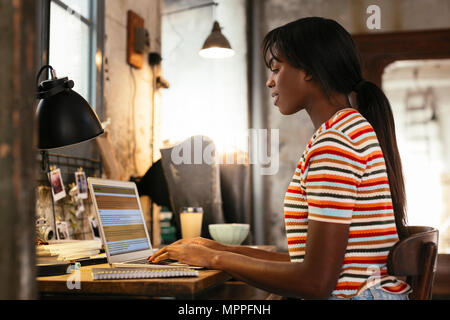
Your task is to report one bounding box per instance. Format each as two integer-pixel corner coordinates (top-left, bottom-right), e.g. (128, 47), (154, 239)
(56, 221), (70, 240)
(69, 183), (85, 218)
(75, 198), (85, 217)
(75, 170), (88, 199)
(48, 168), (66, 202)
(89, 216), (101, 240)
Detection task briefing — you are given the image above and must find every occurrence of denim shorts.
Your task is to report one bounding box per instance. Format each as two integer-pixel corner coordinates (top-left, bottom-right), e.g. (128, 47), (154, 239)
(329, 287), (409, 300)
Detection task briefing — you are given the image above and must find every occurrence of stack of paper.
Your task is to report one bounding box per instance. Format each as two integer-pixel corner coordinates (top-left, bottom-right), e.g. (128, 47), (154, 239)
(36, 239), (103, 261)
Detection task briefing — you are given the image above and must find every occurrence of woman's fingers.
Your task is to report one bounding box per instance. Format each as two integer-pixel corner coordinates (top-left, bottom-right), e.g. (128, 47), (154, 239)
(147, 238), (211, 262)
(147, 247), (167, 262)
(147, 241), (184, 262)
(152, 252), (170, 263)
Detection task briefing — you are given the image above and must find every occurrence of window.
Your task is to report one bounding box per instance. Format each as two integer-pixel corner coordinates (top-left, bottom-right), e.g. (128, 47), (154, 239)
(383, 59), (450, 253)
(48, 0), (102, 112)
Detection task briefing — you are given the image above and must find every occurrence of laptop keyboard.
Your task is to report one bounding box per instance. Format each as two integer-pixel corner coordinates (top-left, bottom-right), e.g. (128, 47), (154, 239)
(127, 258), (149, 265)
(127, 258), (180, 265)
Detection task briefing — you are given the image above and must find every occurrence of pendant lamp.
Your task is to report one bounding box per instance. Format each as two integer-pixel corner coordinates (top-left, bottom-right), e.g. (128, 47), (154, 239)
(199, 20), (235, 59)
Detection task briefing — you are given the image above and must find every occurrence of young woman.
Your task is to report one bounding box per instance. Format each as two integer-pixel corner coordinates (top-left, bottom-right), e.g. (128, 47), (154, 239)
(149, 17), (410, 300)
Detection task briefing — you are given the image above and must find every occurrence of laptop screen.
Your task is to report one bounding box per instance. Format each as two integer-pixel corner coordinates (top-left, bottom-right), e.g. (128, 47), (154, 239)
(91, 184), (150, 256)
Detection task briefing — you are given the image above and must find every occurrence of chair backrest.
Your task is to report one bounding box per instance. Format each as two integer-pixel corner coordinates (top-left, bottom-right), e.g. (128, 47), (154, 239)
(160, 136), (225, 239)
(387, 226), (439, 300)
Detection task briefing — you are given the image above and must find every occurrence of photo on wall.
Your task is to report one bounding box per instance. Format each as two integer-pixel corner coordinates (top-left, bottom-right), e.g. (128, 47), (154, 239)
(56, 221), (70, 240)
(75, 170), (88, 199)
(48, 168), (66, 202)
(89, 216), (101, 240)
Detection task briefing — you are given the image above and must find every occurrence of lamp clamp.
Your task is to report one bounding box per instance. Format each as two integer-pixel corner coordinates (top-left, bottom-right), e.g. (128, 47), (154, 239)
(36, 77), (74, 99)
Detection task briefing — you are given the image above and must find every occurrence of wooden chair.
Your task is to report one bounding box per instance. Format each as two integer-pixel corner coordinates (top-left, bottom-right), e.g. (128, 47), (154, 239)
(387, 226), (439, 300)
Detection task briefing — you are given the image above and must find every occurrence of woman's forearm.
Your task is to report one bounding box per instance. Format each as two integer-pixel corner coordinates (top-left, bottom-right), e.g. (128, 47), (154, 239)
(224, 245), (290, 262)
(210, 251), (328, 299)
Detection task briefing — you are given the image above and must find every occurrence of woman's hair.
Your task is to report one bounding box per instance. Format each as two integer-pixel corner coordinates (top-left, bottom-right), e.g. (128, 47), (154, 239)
(262, 17), (409, 239)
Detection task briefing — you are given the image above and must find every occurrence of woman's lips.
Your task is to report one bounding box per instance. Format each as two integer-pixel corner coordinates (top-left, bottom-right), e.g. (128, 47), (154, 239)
(272, 93), (279, 105)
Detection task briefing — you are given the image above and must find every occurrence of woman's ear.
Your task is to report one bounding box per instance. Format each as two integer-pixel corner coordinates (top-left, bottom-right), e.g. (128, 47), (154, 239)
(304, 72), (313, 81)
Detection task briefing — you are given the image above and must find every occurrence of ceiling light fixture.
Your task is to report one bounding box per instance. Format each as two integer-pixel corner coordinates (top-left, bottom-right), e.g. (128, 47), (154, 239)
(199, 20), (235, 59)
(163, 1), (234, 59)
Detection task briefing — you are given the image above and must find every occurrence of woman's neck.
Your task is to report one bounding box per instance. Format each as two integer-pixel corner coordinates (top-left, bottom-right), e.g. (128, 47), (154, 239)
(305, 90), (353, 130)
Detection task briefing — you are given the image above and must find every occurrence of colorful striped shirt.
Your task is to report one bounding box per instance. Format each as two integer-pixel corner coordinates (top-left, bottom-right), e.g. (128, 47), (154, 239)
(284, 108), (410, 298)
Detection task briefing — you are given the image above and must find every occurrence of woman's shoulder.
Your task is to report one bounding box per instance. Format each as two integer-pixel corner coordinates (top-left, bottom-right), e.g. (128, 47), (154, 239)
(316, 109), (378, 147)
(305, 110), (380, 167)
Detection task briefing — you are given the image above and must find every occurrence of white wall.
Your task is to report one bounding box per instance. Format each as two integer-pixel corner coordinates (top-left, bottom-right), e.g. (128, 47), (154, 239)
(161, 0), (248, 154)
(104, 0), (162, 178)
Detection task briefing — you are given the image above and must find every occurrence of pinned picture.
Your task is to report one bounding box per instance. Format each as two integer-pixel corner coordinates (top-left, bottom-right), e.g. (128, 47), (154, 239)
(56, 221), (70, 240)
(75, 198), (85, 216)
(89, 216), (101, 240)
(69, 184), (85, 217)
(75, 170), (88, 199)
(48, 167), (66, 202)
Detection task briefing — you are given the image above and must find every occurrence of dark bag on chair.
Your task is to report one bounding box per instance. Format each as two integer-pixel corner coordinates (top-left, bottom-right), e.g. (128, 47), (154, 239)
(133, 158), (171, 209)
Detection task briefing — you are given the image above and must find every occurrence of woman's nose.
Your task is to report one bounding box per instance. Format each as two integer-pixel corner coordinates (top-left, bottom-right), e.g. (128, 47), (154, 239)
(266, 77), (275, 88)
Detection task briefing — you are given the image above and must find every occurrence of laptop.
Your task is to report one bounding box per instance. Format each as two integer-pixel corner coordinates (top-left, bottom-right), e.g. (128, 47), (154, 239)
(87, 177), (198, 269)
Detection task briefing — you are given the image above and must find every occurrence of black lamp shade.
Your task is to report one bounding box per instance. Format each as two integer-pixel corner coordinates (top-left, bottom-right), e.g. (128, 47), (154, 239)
(36, 79), (104, 149)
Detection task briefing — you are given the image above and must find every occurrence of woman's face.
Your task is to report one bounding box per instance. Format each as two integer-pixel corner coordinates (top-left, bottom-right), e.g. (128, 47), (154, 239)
(266, 53), (313, 115)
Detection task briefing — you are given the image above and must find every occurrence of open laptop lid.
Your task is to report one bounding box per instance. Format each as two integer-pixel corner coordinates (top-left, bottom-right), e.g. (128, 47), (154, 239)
(87, 177), (153, 265)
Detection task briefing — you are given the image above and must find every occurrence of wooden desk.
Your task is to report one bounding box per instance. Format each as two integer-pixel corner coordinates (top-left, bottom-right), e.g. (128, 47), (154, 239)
(37, 245), (278, 300)
(37, 263), (231, 299)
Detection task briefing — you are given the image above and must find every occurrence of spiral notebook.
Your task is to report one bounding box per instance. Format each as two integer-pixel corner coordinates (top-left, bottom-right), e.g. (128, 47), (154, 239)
(92, 267), (199, 280)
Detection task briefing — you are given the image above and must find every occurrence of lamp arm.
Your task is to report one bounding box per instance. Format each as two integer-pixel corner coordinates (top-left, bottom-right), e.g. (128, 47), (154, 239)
(41, 150), (49, 172)
(36, 65), (57, 88)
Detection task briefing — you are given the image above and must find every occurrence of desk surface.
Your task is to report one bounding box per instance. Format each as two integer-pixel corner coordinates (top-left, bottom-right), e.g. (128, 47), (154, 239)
(37, 263), (231, 299)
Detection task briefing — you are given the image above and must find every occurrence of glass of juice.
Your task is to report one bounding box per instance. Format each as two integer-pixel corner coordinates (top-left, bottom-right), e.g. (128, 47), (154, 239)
(180, 207), (203, 239)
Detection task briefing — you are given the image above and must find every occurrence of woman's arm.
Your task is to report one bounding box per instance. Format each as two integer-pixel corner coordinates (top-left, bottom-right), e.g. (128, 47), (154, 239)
(150, 220), (349, 299)
(223, 245), (290, 262)
(212, 220), (349, 299)
(151, 237), (290, 262)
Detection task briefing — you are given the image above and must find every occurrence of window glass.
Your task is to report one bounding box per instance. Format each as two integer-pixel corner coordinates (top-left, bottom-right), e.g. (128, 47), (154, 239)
(49, 1), (91, 105)
(383, 59), (450, 253)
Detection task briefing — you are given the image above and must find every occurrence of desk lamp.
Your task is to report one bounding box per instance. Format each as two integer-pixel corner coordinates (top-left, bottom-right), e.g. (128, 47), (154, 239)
(36, 65), (104, 239)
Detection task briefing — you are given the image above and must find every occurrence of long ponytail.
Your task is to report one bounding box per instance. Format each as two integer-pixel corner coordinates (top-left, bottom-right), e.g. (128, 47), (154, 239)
(356, 81), (409, 239)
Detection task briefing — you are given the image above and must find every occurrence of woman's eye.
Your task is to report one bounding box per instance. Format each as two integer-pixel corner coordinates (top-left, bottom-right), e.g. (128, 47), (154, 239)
(271, 68), (279, 73)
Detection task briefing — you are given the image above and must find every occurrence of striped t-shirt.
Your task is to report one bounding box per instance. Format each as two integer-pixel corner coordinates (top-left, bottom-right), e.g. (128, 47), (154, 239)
(284, 108), (410, 298)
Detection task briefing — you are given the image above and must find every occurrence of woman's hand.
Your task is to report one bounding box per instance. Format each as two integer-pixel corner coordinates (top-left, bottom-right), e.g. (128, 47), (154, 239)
(147, 237), (227, 267)
(178, 237), (229, 251)
(149, 237), (228, 260)
(147, 242), (220, 269)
